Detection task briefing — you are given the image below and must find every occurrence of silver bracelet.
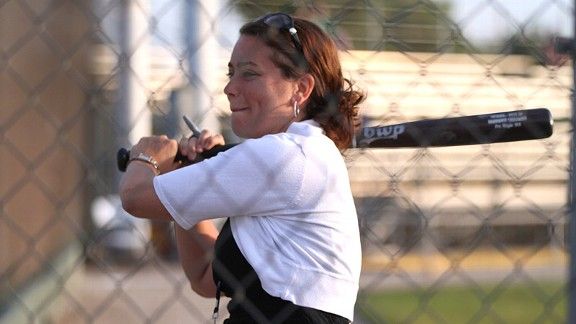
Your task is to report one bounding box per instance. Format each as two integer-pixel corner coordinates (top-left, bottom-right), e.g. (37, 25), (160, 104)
(129, 153), (160, 173)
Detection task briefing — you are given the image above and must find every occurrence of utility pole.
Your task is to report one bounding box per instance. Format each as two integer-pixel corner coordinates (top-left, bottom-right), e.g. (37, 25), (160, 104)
(179, 0), (220, 133)
(117, 0), (151, 154)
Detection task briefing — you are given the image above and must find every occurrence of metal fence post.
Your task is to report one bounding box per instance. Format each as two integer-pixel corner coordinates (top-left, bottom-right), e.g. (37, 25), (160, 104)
(116, 0), (152, 160)
(182, 0), (221, 132)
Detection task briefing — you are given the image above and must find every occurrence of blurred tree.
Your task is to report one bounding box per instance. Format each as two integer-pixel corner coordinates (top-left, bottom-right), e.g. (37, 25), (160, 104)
(227, 0), (467, 52)
(499, 31), (555, 63)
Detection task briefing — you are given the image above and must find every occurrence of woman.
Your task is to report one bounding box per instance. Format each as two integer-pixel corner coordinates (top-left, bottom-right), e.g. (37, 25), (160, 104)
(120, 12), (365, 323)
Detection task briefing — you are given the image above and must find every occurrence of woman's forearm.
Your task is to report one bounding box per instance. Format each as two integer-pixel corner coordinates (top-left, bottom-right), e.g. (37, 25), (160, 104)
(119, 161), (172, 221)
(175, 220), (219, 298)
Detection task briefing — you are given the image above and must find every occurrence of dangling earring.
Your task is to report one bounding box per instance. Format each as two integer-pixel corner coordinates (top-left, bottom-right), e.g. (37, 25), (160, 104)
(293, 101), (300, 119)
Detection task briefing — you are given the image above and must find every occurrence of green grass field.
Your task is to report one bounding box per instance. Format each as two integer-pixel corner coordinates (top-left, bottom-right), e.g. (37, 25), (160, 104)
(358, 282), (566, 324)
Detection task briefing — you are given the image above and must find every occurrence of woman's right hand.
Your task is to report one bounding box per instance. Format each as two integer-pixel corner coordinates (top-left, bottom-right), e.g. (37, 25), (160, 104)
(179, 130), (225, 162)
(130, 135), (179, 174)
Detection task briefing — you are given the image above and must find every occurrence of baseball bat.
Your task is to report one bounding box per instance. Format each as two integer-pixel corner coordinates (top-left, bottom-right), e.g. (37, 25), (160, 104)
(117, 108), (553, 171)
(356, 108), (553, 148)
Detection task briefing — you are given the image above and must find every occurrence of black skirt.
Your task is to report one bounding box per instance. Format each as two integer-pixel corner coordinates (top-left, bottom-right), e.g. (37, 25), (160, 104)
(212, 218), (350, 324)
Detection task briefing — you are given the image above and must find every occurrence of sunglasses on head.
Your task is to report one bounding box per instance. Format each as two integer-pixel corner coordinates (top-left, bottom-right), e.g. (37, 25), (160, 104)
(255, 12), (305, 57)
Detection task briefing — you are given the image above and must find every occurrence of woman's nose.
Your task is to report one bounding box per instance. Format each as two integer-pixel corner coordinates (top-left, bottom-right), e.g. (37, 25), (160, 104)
(224, 80), (236, 97)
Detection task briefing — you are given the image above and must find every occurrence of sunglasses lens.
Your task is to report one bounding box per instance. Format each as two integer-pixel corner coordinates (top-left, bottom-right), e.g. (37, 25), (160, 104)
(257, 13), (304, 56)
(263, 14), (292, 30)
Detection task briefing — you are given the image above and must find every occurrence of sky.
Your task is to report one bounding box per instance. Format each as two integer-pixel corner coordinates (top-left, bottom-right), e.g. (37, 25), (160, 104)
(97, 0), (574, 49)
(447, 0), (573, 43)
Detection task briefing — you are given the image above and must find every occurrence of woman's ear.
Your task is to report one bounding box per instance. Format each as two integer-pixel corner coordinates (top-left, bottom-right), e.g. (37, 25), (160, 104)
(295, 73), (315, 105)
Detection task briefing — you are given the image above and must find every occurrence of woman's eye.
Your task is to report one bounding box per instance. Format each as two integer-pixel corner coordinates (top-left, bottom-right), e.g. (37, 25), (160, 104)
(241, 71), (257, 78)
(226, 69), (258, 79)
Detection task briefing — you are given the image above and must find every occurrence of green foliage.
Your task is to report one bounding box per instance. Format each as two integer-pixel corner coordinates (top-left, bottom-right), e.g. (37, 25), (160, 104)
(226, 0), (463, 52)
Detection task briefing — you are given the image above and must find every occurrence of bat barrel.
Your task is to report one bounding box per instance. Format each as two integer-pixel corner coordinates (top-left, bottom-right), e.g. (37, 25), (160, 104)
(357, 108), (553, 148)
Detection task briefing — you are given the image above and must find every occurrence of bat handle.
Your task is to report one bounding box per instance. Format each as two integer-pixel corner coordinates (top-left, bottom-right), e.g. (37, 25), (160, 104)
(117, 148), (130, 172)
(116, 148), (190, 172)
(116, 144), (235, 172)
(117, 116), (236, 172)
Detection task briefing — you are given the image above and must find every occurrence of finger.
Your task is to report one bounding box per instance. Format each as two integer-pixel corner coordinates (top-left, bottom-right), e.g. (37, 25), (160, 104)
(200, 130), (224, 146)
(178, 136), (189, 155)
(158, 139), (181, 173)
(195, 130), (212, 152)
(203, 133), (225, 149)
(184, 136), (200, 160)
(131, 136), (155, 156)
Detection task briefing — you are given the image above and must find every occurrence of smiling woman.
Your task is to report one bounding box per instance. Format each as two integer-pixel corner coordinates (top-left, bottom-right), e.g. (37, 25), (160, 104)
(224, 35), (312, 139)
(119, 12), (365, 323)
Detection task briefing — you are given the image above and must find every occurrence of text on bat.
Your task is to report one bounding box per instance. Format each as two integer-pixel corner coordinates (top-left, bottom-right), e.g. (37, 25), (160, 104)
(363, 125), (405, 139)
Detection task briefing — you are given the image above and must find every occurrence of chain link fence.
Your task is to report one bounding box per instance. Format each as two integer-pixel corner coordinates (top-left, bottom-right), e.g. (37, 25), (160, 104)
(0, 0), (573, 323)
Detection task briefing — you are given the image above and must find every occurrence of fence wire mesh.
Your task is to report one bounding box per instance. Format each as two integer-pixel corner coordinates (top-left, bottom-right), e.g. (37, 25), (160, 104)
(0, 0), (573, 323)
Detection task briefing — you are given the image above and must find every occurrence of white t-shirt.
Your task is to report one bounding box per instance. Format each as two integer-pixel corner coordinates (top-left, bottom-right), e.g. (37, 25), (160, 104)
(153, 120), (361, 321)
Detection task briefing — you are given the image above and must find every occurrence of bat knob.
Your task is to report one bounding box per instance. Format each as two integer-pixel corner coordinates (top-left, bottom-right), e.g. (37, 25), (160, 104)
(117, 148), (130, 172)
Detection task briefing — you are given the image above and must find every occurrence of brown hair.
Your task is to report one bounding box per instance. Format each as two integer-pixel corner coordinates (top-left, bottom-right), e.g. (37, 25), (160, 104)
(240, 15), (366, 151)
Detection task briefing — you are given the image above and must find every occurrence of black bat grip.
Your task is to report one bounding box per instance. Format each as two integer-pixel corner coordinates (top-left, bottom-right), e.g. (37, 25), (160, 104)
(116, 144), (235, 172)
(117, 148), (130, 172)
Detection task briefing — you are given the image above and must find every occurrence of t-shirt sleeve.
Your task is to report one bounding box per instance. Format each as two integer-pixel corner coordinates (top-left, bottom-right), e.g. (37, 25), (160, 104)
(153, 136), (305, 229)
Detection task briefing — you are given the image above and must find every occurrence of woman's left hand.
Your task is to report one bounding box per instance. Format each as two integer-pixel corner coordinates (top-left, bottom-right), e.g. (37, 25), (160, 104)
(179, 130), (225, 162)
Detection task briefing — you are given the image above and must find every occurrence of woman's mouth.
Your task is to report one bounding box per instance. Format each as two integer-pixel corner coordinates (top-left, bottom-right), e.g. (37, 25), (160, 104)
(231, 107), (248, 113)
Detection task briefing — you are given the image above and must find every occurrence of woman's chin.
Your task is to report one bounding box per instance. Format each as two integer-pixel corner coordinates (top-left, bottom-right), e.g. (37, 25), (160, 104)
(231, 121), (250, 139)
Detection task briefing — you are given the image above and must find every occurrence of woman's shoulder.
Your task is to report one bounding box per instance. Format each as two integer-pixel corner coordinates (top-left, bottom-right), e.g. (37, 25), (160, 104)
(227, 134), (305, 173)
(240, 129), (306, 153)
(235, 121), (337, 159)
